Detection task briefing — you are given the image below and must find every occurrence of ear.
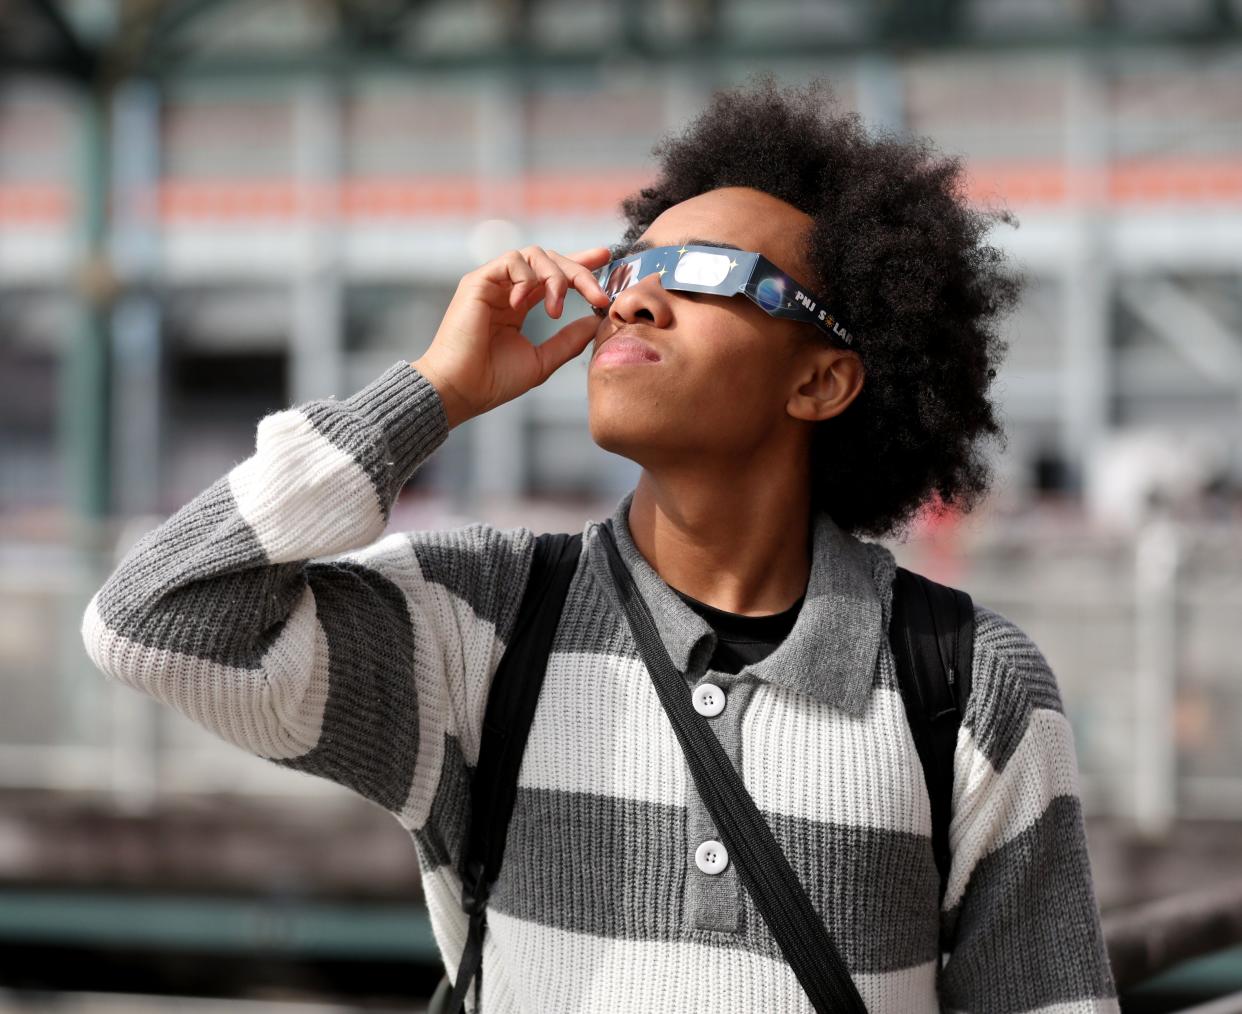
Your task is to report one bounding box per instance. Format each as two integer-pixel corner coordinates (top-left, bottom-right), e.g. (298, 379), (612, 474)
(786, 347), (865, 423)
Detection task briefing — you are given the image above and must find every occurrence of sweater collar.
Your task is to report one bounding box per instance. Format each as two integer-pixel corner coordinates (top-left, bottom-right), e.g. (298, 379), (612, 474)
(587, 489), (896, 717)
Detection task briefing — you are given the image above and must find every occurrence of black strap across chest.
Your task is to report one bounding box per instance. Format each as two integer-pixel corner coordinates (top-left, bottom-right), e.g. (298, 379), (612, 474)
(436, 525), (973, 1014)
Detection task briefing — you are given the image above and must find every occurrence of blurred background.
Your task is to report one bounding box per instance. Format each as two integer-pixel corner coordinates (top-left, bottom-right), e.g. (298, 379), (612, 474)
(2, 0), (1242, 1011)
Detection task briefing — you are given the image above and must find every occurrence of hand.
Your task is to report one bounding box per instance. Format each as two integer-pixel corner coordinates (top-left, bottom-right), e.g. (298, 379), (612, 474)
(413, 244), (613, 428)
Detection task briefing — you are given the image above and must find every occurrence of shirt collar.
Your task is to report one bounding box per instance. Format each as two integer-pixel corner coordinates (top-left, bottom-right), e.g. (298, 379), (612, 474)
(587, 489), (896, 717)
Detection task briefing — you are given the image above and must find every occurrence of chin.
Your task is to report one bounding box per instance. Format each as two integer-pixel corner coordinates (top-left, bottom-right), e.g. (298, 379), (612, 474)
(587, 399), (664, 461)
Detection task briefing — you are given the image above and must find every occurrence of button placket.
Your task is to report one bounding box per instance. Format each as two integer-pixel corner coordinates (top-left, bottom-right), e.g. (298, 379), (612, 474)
(682, 672), (756, 935)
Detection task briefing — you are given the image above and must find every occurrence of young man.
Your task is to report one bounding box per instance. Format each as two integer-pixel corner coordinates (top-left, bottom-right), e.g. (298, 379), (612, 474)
(82, 76), (1119, 1012)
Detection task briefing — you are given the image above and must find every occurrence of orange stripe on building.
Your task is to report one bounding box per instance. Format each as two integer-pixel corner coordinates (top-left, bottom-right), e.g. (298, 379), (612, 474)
(0, 185), (70, 223)
(4, 162), (1242, 224)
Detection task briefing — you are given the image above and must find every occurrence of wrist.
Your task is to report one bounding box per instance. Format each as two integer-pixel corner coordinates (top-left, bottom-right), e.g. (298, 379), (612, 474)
(411, 356), (472, 429)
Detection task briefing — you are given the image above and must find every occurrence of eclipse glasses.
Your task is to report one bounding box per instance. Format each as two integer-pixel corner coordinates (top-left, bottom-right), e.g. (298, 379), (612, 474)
(590, 243), (857, 348)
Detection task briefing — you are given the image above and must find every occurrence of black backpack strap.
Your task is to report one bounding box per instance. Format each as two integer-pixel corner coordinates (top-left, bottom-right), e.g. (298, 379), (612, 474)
(888, 565), (975, 925)
(442, 529), (584, 1014)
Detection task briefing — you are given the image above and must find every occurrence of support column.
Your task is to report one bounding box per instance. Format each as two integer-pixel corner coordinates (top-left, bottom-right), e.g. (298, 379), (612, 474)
(854, 51), (906, 135)
(1061, 55), (1112, 493)
(62, 86), (113, 531)
(111, 79), (164, 519)
(1134, 518), (1180, 835)
(291, 79), (344, 405)
(58, 83), (119, 797)
(469, 72), (531, 507)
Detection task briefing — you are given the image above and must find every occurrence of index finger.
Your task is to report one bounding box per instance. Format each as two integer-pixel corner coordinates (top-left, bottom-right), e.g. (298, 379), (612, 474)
(565, 246), (613, 265)
(547, 247), (612, 306)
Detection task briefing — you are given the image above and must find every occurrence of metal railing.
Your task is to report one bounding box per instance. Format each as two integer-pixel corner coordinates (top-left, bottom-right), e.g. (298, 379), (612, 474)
(1106, 879), (1242, 990)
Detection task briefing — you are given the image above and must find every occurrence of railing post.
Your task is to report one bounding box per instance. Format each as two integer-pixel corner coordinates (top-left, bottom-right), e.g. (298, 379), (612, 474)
(1134, 516), (1181, 835)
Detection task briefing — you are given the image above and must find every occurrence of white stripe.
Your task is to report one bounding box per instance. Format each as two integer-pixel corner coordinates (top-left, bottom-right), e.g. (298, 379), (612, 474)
(419, 867), (474, 1005)
(480, 909), (940, 1014)
(260, 585), (330, 753)
(81, 587), (329, 761)
(944, 708), (1083, 911)
(744, 683), (931, 835)
(228, 406), (385, 564)
(519, 650), (688, 806)
(521, 658), (928, 838)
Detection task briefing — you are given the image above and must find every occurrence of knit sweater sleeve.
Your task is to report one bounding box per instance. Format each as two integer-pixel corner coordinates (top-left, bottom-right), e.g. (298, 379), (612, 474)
(80, 360), (535, 830)
(937, 605), (1119, 1014)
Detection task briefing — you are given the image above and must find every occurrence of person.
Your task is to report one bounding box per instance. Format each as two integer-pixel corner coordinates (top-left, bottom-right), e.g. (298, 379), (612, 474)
(81, 73), (1119, 1013)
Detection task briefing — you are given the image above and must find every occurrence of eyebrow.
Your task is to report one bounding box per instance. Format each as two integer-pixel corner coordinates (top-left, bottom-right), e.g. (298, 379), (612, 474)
(625, 237), (745, 256)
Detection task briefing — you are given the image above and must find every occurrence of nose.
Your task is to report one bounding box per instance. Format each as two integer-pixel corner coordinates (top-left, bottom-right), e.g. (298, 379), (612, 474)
(606, 273), (673, 329)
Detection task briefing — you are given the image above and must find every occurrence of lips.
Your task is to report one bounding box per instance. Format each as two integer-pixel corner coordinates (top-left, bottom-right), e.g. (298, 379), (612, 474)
(594, 331), (662, 365)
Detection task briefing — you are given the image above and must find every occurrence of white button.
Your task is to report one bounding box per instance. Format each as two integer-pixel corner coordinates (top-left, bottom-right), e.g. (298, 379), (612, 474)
(692, 682), (726, 718)
(695, 839), (729, 875)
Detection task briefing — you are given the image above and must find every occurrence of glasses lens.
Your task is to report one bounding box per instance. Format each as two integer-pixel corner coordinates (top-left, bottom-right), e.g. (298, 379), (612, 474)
(672, 251), (732, 287)
(601, 257), (643, 300)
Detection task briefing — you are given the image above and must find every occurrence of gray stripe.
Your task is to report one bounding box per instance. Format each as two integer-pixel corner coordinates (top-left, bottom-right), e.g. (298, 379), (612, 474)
(965, 605), (1065, 773)
(407, 524), (537, 642)
(93, 364), (449, 669)
(940, 793), (1117, 1009)
(587, 495), (894, 714)
(94, 475), (305, 668)
(301, 361), (451, 517)
(557, 563), (640, 660)
(300, 400), (395, 522)
(412, 733), (472, 869)
(271, 559), (419, 814)
(974, 605), (1064, 712)
(490, 786), (687, 938)
(339, 362), (450, 497)
(487, 786), (940, 974)
(574, 544), (901, 701)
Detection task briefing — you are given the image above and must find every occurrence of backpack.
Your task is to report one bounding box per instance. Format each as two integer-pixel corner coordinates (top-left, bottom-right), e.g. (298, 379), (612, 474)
(430, 529), (974, 1014)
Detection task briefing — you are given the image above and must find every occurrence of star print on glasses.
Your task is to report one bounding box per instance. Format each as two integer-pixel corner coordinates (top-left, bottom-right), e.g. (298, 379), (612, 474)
(589, 242), (858, 348)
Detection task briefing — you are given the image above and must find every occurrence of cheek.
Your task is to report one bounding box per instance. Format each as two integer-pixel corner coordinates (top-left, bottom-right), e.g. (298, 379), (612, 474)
(682, 316), (785, 412)
(657, 360), (779, 447)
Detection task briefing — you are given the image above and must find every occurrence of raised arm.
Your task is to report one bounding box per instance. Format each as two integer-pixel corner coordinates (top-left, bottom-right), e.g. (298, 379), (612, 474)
(938, 605), (1120, 1013)
(82, 362), (524, 823)
(81, 243), (614, 830)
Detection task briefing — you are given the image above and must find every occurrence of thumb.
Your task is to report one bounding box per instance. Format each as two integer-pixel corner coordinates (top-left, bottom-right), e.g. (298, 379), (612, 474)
(534, 314), (599, 383)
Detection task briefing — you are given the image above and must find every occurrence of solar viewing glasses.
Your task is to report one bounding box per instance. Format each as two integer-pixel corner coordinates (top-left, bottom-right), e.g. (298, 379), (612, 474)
(590, 243), (857, 348)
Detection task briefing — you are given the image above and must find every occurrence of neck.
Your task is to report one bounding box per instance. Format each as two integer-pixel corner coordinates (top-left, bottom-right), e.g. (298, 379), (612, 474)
(625, 469), (813, 617)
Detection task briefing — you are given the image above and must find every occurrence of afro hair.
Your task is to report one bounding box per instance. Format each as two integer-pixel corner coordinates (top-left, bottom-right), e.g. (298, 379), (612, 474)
(612, 72), (1020, 541)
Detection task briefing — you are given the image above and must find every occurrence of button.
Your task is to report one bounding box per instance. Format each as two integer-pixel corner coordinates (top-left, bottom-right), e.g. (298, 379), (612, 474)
(695, 839), (729, 875)
(692, 682), (726, 718)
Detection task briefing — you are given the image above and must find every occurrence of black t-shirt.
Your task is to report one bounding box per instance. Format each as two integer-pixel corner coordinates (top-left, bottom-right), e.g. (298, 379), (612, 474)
(673, 586), (805, 675)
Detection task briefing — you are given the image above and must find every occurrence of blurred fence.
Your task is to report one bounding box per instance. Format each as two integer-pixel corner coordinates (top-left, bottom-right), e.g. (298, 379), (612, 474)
(911, 514), (1242, 833)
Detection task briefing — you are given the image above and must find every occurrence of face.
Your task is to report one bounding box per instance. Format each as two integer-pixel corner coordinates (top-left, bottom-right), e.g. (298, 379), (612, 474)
(587, 185), (862, 471)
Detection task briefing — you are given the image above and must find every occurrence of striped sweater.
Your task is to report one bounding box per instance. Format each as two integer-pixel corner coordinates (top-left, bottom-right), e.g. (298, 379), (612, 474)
(81, 359), (1120, 1014)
